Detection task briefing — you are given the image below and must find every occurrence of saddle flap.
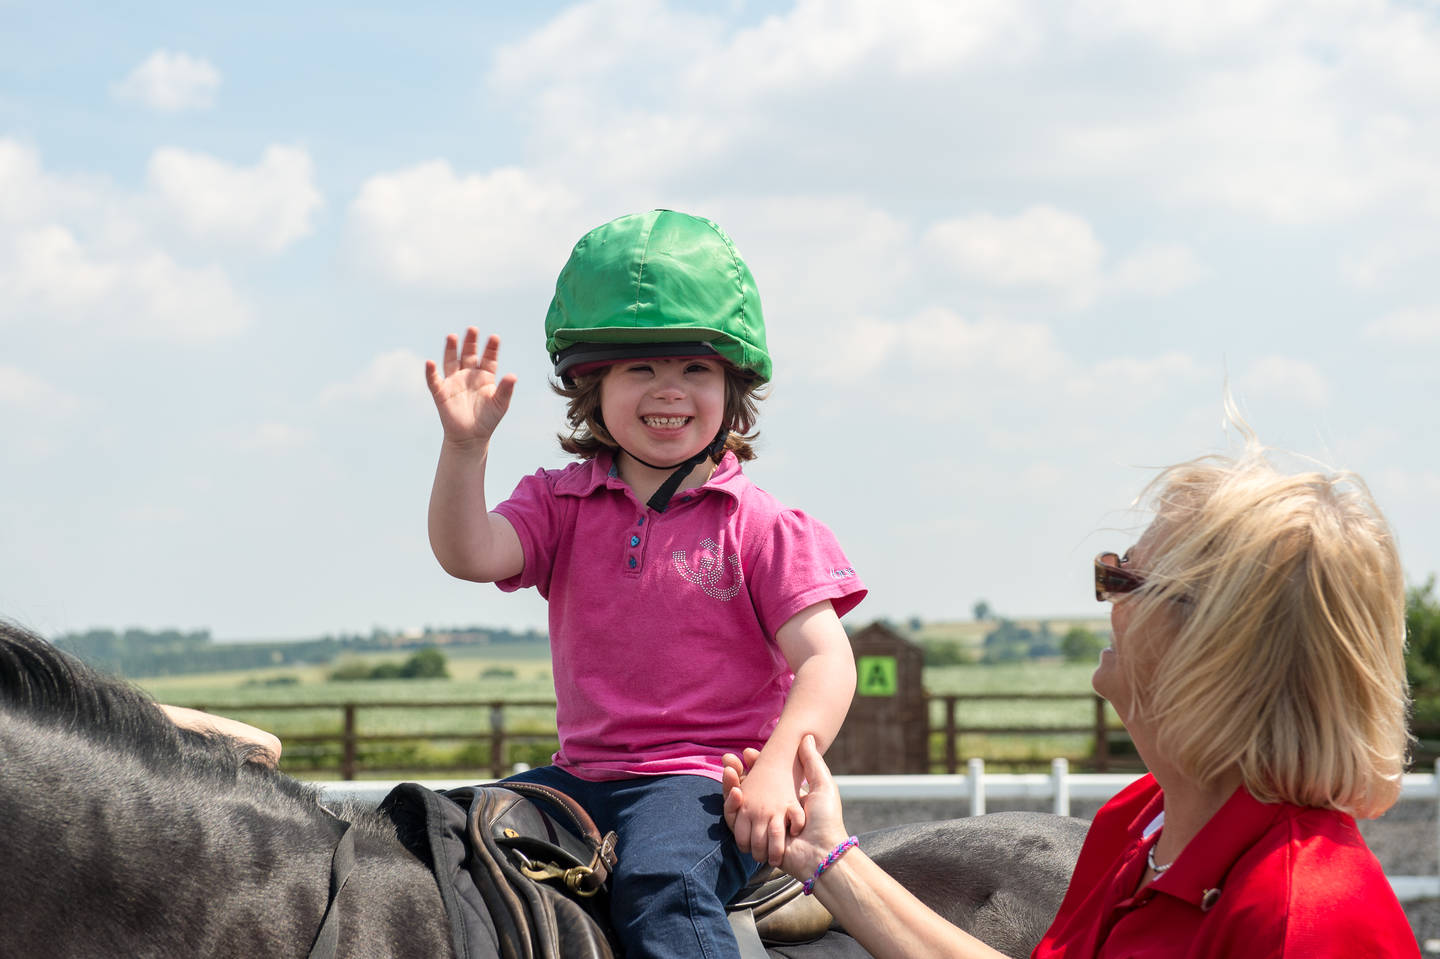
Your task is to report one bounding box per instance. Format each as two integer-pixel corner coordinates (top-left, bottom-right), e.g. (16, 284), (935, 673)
(440, 783), (621, 959)
(728, 865), (836, 944)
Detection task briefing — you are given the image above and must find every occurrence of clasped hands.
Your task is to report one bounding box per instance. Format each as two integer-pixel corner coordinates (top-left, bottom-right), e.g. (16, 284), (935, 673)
(722, 734), (850, 880)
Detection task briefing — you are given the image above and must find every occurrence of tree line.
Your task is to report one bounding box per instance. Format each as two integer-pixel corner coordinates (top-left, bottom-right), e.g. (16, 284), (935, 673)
(53, 624), (546, 678)
(917, 583), (1440, 675)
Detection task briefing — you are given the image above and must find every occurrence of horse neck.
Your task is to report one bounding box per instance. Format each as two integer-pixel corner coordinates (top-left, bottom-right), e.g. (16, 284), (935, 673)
(1, 716), (453, 958)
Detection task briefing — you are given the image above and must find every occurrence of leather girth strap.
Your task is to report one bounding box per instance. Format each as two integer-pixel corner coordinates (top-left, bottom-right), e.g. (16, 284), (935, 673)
(730, 908), (770, 959)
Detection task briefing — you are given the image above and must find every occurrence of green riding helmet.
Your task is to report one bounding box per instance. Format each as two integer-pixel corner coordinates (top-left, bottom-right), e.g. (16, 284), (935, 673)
(545, 210), (772, 383)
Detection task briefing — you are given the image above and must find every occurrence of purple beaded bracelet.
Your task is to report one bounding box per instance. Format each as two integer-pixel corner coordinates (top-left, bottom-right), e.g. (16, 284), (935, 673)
(802, 835), (859, 895)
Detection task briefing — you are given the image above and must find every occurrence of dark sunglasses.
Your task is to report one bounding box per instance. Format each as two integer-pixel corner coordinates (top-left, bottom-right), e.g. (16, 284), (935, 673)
(1094, 551), (1145, 601)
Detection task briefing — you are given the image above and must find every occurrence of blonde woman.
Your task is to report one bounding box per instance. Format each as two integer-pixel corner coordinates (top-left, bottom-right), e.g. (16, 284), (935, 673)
(725, 436), (1418, 958)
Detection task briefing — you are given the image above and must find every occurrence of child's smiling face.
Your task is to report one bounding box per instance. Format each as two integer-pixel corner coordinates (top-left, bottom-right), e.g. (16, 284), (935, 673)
(600, 356), (727, 470)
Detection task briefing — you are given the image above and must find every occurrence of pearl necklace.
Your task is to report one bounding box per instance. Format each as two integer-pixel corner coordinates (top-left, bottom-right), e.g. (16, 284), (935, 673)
(1147, 843), (1172, 874)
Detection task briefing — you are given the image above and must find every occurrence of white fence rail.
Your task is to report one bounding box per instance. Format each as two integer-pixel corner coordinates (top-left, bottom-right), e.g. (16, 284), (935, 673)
(316, 757), (1440, 902)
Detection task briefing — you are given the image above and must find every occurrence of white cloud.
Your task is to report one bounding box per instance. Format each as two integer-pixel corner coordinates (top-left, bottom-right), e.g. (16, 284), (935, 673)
(148, 145), (322, 253)
(1079, 352), (1208, 394)
(1106, 245), (1205, 297)
(0, 364), (80, 414)
(487, 0), (1038, 187)
(1376, 468), (1440, 500)
(238, 422), (311, 452)
(722, 195), (914, 358)
(490, 0), (716, 90)
(710, 0), (1036, 95)
(1, 225), (250, 339)
(485, 2), (738, 186)
(0, 138), (264, 341)
(815, 306), (1071, 386)
(345, 161), (580, 291)
(1068, 0), (1285, 52)
(0, 363), (84, 461)
(1339, 250), (1390, 290)
(1364, 308), (1440, 343)
(118, 503), (189, 527)
(1347, 7), (1440, 100)
(901, 308), (1070, 380)
(111, 50), (221, 113)
(493, 0), (1032, 100)
(923, 206), (1105, 304)
(0, 139), (47, 224)
(1052, 3), (1440, 225)
(319, 349), (430, 406)
(483, 1), (1440, 234)
(1238, 356), (1330, 408)
(0, 139), (107, 227)
(1017, 461), (1068, 493)
(810, 315), (904, 381)
(1057, 57), (1382, 224)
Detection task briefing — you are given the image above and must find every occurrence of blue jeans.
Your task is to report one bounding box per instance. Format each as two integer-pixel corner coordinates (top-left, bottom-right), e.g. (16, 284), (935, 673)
(505, 765), (760, 959)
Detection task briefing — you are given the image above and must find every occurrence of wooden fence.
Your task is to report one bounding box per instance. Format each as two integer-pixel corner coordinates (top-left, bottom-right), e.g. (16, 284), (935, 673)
(192, 691), (1139, 780)
(929, 692), (1135, 774)
(188, 699), (557, 780)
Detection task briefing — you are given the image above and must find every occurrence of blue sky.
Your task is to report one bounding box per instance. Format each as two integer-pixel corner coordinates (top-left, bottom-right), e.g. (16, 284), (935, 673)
(3, 0), (1438, 640)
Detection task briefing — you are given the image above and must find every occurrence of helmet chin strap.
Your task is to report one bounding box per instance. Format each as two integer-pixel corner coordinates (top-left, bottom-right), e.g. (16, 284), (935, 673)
(625, 427), (730, 512)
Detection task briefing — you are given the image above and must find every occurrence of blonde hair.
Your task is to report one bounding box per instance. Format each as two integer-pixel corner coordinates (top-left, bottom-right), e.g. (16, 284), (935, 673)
(551, 365), (765, 461)
(1120, 427), (1409, 818)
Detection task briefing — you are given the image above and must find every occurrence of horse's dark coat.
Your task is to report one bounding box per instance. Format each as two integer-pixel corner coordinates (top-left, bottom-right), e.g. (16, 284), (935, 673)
(0, 620), (455, 959)
(0, 620), (1084, 958)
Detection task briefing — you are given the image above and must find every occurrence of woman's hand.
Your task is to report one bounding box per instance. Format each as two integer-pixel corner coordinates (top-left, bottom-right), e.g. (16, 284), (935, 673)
(724, 734), (851, 880)
(158, 704), (281, 767)
(424, 328), (518, 447)
(723, 752), (805, 867)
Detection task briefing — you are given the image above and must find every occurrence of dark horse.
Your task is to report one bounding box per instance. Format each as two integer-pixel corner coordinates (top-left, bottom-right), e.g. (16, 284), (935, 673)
(0, 620), (1085, 958)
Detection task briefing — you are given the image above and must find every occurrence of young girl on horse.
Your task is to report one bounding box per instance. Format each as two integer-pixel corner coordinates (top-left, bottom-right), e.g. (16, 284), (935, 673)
(424, 209), (866, 959)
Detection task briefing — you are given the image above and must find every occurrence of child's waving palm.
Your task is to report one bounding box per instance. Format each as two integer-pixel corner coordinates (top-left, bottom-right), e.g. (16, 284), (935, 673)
(424, 327), (517, 446)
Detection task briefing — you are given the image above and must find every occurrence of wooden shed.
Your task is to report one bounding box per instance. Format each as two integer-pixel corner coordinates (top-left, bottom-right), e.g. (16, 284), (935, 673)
(824, 621), (929, 774)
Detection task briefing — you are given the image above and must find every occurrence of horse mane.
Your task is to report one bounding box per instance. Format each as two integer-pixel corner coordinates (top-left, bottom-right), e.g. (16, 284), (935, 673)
(0, 617), (423, 835)
(0, 617), (289, 782)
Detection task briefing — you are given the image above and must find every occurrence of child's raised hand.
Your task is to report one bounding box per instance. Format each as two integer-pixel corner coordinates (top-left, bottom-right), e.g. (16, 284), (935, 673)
(424, 328), (518, 446)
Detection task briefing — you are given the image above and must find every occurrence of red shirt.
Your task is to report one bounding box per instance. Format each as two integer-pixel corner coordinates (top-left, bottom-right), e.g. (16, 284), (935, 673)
(1034, 774), (1418, 958)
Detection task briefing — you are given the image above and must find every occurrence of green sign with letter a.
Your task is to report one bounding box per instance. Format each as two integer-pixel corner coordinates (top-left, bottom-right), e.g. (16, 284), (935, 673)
(856, 655), (898, 696)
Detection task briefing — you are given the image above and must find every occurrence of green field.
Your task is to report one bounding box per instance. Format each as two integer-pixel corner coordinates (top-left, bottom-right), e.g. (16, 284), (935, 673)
(921, 662), (1123, 771)
(140, 644), (563, 777)
(909, 616), (1111, 657)
(138, 646), (1124, 777)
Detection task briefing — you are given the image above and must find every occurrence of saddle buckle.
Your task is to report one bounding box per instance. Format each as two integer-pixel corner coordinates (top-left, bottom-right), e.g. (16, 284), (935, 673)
(513, 850), (601, 898)
(563, 865), (600, 897)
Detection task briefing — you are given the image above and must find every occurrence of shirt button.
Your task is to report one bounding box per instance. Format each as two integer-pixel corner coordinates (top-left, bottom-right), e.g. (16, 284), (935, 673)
(630, 535), (640, 547)
(636, 516), (645, 526)
(627, 556), (637, 569)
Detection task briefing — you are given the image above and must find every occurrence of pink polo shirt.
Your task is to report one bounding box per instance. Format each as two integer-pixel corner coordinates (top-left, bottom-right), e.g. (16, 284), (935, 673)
(1034, 774), (1418, 958)
(493, 451), (865, 781)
